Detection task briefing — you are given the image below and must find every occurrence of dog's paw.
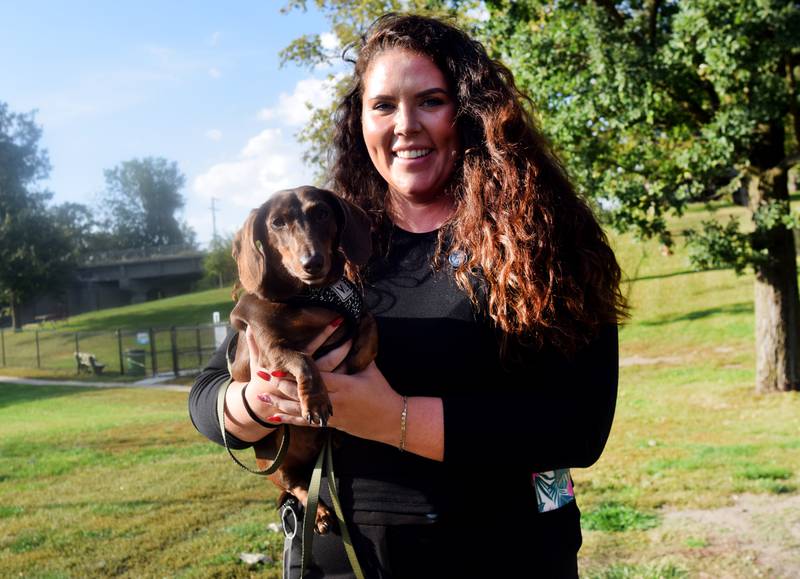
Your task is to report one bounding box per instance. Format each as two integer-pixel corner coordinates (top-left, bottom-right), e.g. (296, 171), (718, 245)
(302, 390), (333, 427)
(314, 503), (335, 535)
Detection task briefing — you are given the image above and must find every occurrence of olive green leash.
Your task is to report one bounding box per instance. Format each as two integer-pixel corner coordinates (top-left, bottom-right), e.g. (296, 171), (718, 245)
(302, 430), (365, 579)
(216, 337), (364, 578)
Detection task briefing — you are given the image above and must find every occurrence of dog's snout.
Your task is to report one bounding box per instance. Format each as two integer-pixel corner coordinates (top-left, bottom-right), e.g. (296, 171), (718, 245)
(301, 253), (325, 275)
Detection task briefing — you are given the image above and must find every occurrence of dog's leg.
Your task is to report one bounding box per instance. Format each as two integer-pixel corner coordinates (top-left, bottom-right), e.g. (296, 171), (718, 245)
(255, 435), (334, 535)
(289, 485), (335, 535)
(344, 313), (379, 373)
(268, 348), (332, 426)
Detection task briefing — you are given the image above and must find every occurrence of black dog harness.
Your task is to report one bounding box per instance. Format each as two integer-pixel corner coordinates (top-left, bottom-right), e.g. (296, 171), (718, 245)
(286, 278), (364, 358)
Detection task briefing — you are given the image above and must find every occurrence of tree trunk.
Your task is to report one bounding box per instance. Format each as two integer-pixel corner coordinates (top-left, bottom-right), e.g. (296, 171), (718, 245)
(748, 164), (800, 393)
(9, 290), (21, 331)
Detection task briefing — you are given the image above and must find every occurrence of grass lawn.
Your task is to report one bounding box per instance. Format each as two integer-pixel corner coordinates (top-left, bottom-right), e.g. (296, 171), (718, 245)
(0, 384), (283, 578)
(1, 288), (236, 381)
(1, 199), (799, 577)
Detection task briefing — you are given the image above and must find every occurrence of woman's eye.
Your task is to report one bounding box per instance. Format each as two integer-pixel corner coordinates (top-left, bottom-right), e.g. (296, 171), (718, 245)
(373, 102), (394, 112)
(271, 217), (286, 229)
(422, 97), (445, 107)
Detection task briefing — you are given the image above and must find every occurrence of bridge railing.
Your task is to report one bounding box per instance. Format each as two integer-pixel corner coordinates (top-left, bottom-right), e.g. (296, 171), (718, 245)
(81, 244), (203, 266)
(0, 323), (230, 380)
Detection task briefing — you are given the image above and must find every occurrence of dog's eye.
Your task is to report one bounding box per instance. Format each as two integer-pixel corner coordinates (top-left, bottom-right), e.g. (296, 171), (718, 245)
(271, 217), (286, 229)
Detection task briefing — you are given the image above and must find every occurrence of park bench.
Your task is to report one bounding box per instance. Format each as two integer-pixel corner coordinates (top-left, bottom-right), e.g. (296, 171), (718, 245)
(75, 352), (106, 375)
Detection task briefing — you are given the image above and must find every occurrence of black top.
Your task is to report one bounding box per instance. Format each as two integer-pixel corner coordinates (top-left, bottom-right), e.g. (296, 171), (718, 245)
(189, 226), (618, 525)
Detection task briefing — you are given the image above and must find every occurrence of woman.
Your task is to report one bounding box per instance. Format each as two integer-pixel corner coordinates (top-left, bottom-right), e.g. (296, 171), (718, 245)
(190, 13), (625, 578)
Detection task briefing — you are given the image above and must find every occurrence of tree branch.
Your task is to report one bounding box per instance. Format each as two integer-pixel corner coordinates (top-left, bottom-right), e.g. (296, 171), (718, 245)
(788, 54), (800, 147)
(592, 0), (626, 28)
(647, 0), (661, 50)
(779, 152), (800, 170)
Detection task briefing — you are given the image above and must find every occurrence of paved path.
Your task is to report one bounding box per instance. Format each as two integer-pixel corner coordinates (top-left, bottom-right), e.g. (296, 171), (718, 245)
(0, 375), (190, 393)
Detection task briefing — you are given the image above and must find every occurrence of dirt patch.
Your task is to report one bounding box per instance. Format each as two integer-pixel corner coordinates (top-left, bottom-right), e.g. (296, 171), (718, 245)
(658, 493), (800, 578)
(619, 355), (686, 367)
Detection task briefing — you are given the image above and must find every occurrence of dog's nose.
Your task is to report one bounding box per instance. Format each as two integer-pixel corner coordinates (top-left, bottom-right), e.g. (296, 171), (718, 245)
(301, 253), (325, 275)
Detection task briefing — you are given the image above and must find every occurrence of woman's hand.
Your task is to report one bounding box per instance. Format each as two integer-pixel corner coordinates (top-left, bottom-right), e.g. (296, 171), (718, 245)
(224, 319), (346, 442)
(247, 323), (445, 461)
(272, 361), (444, 461)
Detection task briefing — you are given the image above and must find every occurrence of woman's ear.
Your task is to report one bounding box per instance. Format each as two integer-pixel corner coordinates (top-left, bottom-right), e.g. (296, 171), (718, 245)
(232, 205), (269, 296)
(322, 189), (373, 266)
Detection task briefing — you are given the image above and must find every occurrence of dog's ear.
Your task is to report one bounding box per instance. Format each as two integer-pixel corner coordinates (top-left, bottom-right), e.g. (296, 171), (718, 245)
(232, 204), (269, 296)
(320, 189), (373, 266)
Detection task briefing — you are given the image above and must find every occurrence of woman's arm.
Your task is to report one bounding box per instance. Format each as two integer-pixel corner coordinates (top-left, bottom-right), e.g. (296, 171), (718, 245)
(442, 323), (619, 472)
(189, 320), (348, 447)
(264, 323), (617, 470)
(323, 364), (444, 462)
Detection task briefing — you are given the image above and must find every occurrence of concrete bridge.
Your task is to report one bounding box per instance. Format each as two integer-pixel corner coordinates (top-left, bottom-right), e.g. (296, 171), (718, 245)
(19, 246), (207, 324)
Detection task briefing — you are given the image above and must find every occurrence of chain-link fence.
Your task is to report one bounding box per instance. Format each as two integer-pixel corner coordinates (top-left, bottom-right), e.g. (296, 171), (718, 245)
(0, 323), (229, 378)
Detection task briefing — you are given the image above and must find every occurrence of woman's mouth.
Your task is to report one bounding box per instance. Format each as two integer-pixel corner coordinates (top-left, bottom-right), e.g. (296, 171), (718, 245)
(394, 149), (433, 159)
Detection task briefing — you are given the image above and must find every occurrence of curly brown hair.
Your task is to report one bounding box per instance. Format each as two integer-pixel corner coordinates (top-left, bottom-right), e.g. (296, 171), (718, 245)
(331, 13), (627, 354)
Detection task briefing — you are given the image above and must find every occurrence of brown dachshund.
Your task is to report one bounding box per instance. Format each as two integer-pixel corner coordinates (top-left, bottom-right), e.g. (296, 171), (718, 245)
(229, 185), (378, 533)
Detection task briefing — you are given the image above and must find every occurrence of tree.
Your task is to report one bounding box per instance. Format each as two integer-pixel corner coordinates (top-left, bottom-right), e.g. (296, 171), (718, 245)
(0, 102), (75, 329)
(482, 0), (799, 393)
(50, 201), (108, 255)
(203, 234), (238, 289)
(285, 1), (800, 393)
(100, 157), (196, 249)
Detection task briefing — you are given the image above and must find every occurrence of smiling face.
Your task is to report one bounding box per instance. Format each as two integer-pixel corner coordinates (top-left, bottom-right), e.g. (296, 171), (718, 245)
(360, 48), (459, 210)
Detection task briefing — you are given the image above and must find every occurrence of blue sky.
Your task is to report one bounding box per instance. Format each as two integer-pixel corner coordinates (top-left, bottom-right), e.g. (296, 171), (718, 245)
(0, 0), (341, 246)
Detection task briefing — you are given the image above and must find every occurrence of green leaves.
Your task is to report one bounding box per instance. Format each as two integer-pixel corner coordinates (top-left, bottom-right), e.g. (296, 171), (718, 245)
(485, 0), (799, 271)
(684, 217), (759, 274)
(100, 157), (194, 250)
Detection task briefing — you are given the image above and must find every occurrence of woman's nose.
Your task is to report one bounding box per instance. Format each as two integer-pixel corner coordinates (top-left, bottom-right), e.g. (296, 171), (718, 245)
(394, 105), (420, 135)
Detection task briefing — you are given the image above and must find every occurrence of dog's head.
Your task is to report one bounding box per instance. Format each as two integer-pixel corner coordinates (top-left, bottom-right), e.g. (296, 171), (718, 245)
(232, 186), (372, 300)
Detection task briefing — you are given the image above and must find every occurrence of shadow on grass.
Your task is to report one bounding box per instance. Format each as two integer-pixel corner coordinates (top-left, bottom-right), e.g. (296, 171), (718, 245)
(626, 266), (729, 283)
(639, 302), (753, 327)
(0, 383), (109, 408)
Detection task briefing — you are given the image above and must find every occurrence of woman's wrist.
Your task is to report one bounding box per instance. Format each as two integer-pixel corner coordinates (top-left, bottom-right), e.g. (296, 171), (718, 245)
(224, 380), (279, 443)
(385, 395), (444, 462)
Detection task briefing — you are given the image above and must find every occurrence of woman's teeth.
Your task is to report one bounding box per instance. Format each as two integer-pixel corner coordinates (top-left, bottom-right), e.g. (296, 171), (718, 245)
(395, 149), (432, 159)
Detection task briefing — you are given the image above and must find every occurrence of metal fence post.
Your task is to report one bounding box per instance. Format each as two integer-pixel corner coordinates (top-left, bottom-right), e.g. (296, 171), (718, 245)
(1, 327), (5, 366)
(195, 326), (202, 367)
(74, 332), (80, 374)
(35, 330), (41, 368)
(149, 328), (157, 376)
(117, 329), (124, 375)
(170, 326), (179, 377)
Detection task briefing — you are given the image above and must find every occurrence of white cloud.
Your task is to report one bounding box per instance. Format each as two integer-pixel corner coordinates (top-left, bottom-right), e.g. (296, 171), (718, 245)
(208, 67), (221, 79)
(257, 75), (342, 127)
(320, 32), (339, 51)
(205, 129), (223, 141)
(209, 31), (221, 47)
(191, 127), (316, 242)
(189, 75), (343, 245)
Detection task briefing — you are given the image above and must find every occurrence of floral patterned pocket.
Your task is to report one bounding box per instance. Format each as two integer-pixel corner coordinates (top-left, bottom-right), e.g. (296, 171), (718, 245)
(532, 469), (575, 513)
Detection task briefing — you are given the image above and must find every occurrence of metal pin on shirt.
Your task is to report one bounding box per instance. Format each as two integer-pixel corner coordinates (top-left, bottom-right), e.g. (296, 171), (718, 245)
(448, 250), (466, 268)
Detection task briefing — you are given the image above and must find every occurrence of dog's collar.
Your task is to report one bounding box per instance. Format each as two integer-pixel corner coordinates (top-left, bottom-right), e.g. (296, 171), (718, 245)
(287, 278), (363, 324)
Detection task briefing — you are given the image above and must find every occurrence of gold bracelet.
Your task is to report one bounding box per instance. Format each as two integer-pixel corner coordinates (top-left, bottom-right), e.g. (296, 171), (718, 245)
(399, 396), (408, 452)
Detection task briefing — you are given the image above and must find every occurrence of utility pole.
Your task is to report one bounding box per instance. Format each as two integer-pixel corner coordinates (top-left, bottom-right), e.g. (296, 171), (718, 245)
(210, 197), (219, 247)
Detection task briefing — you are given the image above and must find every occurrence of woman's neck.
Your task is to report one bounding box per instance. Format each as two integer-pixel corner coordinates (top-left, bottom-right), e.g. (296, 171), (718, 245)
(387, 192), (454, 233)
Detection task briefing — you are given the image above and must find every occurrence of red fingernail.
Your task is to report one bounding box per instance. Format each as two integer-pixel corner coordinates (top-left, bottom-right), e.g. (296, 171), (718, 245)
(256, 393), (273, 404)
(271, 370), (287, 378)
(256, 371), (271, 381)
(331, 317), (344, 328)
(266, 415), (282, 423)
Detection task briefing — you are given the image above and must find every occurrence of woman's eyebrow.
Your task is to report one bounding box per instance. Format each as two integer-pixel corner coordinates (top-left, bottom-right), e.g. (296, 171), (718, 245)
(365, 87), (449, 101)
